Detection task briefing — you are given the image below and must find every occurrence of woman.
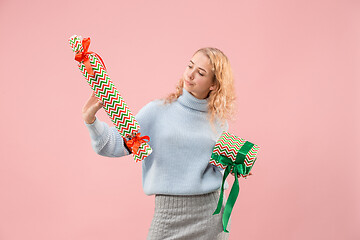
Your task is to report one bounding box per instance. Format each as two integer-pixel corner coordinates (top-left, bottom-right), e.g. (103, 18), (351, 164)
(82, 47), (239, 239)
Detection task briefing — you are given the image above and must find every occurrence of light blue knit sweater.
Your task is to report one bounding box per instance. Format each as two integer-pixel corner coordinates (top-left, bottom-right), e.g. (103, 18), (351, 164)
(85, 88), (229, 195)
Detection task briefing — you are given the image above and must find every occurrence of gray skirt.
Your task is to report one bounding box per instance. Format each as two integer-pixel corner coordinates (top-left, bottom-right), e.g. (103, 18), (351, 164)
(147, 190), (231, 240)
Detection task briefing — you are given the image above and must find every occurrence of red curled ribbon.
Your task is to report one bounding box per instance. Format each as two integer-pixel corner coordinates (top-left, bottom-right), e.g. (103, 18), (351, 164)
(74, 37), (106, 76)
(125, 133), (150, 155)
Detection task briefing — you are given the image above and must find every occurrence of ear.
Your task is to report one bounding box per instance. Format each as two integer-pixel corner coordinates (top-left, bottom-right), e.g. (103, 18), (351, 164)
(210, 77), (217, 91)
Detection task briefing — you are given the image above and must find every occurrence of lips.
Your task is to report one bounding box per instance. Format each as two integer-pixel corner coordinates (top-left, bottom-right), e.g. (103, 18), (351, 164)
(185, 80), (194, 86)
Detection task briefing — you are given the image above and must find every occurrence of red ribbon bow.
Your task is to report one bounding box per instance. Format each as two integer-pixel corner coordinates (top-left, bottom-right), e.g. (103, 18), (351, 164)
(125, 133), (150, 155)
(74, 37), (106, 76)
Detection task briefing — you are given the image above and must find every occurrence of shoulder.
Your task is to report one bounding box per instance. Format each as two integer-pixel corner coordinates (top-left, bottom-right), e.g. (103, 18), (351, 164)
(221, 120), (229, 132)
(135, 99), (169, 125)
(213, 115), (229, 131)
(211, 116), (229, 139)
(136, 99), (165, 116)
(135, 99), (168, 136)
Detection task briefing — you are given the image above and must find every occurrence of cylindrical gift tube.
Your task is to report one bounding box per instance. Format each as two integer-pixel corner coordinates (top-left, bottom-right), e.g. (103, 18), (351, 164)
(69, 35), (152, 162)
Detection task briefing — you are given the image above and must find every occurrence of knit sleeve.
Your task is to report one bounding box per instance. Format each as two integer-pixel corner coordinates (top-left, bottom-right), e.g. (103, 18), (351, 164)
(84, 117), (130, 157)
(84, 100), (159, 158)
(213, 119), (229, 172)
(223, 120), (229, 132)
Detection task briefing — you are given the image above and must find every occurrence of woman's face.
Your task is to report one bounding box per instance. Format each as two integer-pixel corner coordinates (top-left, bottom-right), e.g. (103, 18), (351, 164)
(182, 52), (215, 99)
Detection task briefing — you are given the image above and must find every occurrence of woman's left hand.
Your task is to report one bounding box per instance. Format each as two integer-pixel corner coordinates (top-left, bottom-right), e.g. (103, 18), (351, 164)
(230, 171), (253, 178)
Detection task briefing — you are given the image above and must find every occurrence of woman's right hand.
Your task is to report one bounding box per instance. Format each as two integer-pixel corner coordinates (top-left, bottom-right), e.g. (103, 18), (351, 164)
(82, 92), (103, 124)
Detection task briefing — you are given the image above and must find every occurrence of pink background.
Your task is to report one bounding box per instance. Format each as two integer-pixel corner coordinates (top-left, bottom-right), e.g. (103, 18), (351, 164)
(0, 0), (359, 239)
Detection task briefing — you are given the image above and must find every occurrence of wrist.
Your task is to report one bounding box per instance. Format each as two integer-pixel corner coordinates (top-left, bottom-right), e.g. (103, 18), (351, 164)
(85, 116), (96, 124)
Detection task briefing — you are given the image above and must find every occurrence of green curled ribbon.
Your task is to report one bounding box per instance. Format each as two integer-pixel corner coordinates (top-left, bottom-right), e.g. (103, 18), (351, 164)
(212, 141), (255, 233)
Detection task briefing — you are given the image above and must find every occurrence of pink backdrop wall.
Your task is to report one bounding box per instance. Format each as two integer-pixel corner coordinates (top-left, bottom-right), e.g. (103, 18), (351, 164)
(0, 0), (359, 239)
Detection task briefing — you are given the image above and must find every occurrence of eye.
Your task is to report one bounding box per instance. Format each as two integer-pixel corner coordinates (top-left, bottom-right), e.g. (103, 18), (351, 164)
(188, 65), (204, 76)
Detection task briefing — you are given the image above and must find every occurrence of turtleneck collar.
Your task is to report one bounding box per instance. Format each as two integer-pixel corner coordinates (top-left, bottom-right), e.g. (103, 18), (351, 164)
(177, 88), (209, 112)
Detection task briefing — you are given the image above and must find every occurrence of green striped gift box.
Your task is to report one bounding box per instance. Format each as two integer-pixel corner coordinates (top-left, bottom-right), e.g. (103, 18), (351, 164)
(210, 131), (260, 233)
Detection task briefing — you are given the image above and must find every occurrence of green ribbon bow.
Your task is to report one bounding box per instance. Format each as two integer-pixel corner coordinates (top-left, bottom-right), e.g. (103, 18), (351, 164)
(212, 141), (255, 233)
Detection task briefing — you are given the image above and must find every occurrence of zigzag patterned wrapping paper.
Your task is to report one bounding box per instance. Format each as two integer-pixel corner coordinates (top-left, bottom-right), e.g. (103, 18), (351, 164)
(210, 132), (259, 176)
(210, 131), (260, 232)
(69, 35), (152, 162)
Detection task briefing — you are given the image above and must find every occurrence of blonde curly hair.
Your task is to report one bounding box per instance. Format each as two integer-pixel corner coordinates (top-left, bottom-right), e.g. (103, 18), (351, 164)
(162, 47), (236, 126)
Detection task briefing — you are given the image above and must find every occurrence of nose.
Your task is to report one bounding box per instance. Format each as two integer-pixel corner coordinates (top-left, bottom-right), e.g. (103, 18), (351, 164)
(188, 68), (195, 80)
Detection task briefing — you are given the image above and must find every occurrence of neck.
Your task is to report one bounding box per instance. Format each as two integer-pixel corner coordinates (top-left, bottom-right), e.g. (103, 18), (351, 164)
(177, 88), (209, 112)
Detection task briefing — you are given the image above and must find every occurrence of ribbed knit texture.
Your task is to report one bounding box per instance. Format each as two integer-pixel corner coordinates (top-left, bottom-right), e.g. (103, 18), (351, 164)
(84, 88), (229, 195)
(147, 190), (230, 239)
